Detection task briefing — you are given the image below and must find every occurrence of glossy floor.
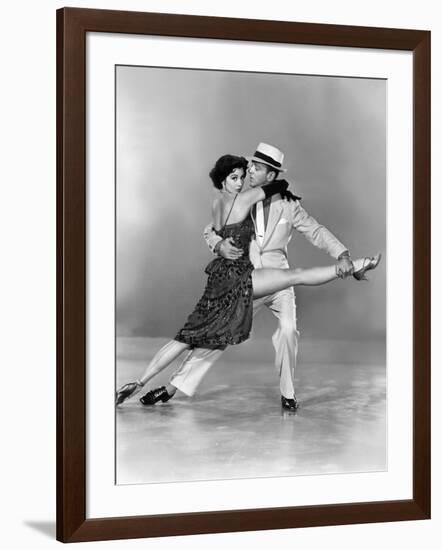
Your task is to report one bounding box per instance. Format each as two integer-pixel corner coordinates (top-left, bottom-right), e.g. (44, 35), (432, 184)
(116, 338), (386, 485)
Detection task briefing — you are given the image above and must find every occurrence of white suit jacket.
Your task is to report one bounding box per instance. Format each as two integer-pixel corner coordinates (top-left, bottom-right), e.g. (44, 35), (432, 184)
(204, 195), (348, 269)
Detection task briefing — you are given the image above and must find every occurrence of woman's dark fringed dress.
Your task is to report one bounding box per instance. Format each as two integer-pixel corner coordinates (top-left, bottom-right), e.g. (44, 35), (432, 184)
(174, 216), (255, 349)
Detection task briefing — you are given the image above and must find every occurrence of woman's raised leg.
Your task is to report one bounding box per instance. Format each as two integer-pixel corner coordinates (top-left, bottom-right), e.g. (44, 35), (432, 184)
(252, 265), (338, 299)
(252, 256), (378, 300)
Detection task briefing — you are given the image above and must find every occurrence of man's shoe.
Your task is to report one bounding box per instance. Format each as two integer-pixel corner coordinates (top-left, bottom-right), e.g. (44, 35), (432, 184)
(139, 386), (173, 406)
(281, 395), (299, 411)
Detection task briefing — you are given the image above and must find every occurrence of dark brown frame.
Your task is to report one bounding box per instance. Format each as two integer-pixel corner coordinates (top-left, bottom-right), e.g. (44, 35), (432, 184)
(56, 6), (431, 543)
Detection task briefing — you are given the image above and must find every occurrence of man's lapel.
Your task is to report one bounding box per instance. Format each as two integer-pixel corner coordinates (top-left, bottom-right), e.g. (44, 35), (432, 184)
(262, 195), (283, 248)
(251, 203), (257, 228)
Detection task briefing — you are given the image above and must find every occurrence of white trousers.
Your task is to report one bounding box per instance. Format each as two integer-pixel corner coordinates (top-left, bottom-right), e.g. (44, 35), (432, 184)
(169, 287), (299, 398)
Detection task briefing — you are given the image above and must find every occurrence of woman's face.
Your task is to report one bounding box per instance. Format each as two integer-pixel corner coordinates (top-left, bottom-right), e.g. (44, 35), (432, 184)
(222, 167), (246, 194)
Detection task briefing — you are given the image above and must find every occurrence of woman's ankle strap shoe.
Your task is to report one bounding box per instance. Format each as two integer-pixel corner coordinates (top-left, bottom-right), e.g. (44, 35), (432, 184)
(353, 253), (382, 281)
(115, 381), (142, 406)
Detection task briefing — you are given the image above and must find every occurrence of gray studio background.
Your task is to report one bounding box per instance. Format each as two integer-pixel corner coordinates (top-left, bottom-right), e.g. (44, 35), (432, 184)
(116, 66), (386, 358)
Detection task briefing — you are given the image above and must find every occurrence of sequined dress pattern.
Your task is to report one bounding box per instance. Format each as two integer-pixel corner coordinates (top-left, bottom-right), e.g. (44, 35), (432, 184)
(174, 216), (255, 349)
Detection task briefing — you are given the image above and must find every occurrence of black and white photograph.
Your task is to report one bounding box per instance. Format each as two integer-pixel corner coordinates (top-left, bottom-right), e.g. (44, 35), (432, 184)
(3, 0), (436, 547)
(115, 65), (386, 485)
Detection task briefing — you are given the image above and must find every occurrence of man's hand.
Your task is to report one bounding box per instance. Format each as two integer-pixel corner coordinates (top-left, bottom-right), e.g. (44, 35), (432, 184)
(336, 252), (354, 279)
(217, 238), (243, 260)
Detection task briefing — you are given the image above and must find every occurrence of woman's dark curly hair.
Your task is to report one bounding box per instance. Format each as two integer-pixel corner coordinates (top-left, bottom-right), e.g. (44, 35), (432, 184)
(209, 154), (248, 190)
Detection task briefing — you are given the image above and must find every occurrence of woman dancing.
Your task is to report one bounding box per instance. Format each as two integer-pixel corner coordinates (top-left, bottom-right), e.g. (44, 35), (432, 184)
(116, 154), (380, 406)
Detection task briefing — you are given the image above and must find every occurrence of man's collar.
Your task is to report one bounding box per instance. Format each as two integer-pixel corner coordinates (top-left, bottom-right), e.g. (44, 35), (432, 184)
(274, 179), (302, 202)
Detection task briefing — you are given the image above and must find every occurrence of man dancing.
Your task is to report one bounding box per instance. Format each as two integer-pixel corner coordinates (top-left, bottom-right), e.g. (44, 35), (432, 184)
(139, 143), (353, 410)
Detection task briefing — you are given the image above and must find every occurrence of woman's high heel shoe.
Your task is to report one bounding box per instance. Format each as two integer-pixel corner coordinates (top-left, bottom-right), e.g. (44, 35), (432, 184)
(353, 253), (382, 281)
(115, 380), (143, 406)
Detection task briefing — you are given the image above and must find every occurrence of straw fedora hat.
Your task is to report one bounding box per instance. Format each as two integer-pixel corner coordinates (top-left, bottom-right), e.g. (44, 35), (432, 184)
(247, 142), (287, 172)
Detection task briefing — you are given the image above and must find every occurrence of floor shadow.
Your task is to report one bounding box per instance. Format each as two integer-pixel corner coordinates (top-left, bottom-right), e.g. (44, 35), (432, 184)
(191, 384), (231, 400)
(23, 520), (56, 539)
(300, 392), (342, 408)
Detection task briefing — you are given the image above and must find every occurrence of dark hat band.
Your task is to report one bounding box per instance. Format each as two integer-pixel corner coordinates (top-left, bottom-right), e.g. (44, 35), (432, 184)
(253, 150), (282, 168)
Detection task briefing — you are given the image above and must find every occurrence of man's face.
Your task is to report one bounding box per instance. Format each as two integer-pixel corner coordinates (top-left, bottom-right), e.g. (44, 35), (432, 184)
(248, 161), (274, 187)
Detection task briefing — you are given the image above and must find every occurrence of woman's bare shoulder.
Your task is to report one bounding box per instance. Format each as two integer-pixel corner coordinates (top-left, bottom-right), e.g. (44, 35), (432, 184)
(212, 196), (223, 213)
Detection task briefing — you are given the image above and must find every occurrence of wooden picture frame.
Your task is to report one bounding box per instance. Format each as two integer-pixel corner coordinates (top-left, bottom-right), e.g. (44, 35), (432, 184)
(56, 6), (431, 542)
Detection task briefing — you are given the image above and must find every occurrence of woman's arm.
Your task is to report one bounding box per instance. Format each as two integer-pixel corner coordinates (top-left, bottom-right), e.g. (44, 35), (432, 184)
(236, 180), (289, 212)
(211, 198), (223, 232)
